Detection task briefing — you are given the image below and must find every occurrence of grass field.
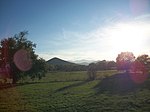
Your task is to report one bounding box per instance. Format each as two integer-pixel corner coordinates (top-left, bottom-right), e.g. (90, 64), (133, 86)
(0, 70), (150, 112)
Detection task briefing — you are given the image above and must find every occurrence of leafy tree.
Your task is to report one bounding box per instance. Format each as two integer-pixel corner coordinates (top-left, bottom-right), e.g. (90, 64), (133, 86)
(27, 58), (47, 80)
(96, 60), (107, 70)
(116, 52), (135, 72)
(0, 31), (47, 83)
(132, 54), (150, 74)
(107, 61), (117, 70)
(137, 54), (149, 65)
(87, 63), (97, 80)
(95, 60), (116, 70)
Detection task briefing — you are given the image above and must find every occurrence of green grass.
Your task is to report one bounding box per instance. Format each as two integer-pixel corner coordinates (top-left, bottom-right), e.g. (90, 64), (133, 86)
(0, 70), (150, 112)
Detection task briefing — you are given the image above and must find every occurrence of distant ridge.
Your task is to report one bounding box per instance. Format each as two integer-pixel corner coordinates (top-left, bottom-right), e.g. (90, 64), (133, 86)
(47, 57), (77, 65)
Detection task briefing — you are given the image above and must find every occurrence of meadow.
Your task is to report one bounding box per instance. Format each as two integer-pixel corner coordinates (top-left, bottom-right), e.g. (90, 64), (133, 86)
(0, 70), (150, 112)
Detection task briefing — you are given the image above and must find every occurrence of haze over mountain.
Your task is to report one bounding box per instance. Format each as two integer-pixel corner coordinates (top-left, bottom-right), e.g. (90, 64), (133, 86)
(70, 59), (97, 65)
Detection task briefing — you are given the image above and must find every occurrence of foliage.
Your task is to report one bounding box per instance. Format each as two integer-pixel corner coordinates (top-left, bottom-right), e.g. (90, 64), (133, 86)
(131, 54), (150, 73)
(0, 31), (47, 83)
(116, 52), (135, 72)
(47, 64), (87, 71)
(27, 58), (47, 80)
(96, 60), (116, 70)
(136, 54), (150, 68)
(47, 60), (116, 72)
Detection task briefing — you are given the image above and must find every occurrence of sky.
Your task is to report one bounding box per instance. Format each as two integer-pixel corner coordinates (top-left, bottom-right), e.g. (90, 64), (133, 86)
(0, 0), (150, 61)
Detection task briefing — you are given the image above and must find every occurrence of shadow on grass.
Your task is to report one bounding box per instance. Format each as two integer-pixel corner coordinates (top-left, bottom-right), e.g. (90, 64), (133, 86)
(16, 79), (88, 86)
(55, 80), (90, 93)
(94, 72), (150, 95)
(0, 82), (42, 90)
(0, 79), (87, 90)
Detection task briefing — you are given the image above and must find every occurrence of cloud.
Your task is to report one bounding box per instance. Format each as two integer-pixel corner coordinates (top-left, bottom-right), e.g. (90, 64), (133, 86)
(38, 14), (150, 61)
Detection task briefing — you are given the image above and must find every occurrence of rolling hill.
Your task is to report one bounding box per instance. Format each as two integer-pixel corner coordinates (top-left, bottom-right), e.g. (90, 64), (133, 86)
(46, 57), (77, 65)
(46, 57), (87, 71)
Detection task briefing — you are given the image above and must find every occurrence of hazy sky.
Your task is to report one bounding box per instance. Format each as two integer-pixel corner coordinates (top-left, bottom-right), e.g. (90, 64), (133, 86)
(0, 0), (150, 61)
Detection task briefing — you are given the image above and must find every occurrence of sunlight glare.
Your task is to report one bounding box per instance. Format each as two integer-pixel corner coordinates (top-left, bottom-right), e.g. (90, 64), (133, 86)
(107, 21), (150, 54)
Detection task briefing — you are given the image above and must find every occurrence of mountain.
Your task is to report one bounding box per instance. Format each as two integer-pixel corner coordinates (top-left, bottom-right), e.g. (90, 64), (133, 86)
(47, 57), (77, 65)
(47, 57), (87, 71)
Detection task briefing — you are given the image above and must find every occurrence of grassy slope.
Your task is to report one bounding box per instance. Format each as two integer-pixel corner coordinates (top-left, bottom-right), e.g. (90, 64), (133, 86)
(0, 70), (150, 112)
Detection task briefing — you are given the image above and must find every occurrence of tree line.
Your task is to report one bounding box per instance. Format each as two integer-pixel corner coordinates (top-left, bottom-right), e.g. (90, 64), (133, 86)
(88, 52), (150, 80)
(116, 52), (150, 73)
(1, 32), (149, 83)
(46, 60), (116, 72)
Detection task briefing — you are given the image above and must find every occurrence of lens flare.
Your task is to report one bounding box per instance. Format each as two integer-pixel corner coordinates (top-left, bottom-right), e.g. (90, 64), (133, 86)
(14, 49), (32, 71)
(130, 0), (149, 16)
(130, 61), (148, 84)
(130, 73), (148, 84)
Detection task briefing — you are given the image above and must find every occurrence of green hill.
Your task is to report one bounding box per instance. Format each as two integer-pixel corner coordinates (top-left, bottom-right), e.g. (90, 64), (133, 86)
(46, 57), (87, 71)
(47, 57), (77, 65)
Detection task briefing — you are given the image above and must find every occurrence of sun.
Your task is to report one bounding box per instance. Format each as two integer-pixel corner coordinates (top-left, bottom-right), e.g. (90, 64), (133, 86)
(107, 21), (150, 54)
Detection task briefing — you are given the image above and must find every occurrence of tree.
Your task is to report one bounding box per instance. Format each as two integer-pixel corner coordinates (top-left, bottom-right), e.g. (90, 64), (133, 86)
(27, 58), (47, 80)
(96, 60), (107, 70)
(107, 61), (117, 70)
(137, 54), (150, 65)
(87, 63), (97, 80)
(132, 54), (150, 74)
(0, 31), (47, 83)
(95, 60), (117, 70)
(116, 52), (135, 72)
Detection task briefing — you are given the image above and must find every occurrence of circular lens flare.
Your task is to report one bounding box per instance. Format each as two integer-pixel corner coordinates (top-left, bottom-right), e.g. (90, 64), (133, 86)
(130, 73), (148, 84)
(130, 61), (148, 84)
(14, 49), (32, 71)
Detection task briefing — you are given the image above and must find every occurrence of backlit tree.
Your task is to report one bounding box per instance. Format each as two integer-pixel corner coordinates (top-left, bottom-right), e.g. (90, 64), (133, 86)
(116, 52), (135, 72)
